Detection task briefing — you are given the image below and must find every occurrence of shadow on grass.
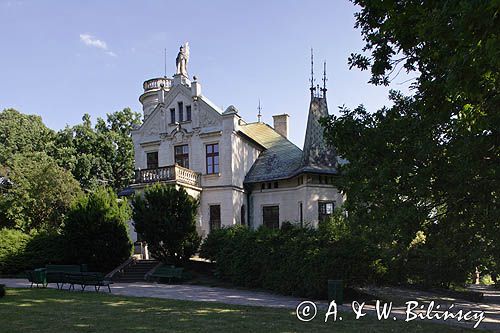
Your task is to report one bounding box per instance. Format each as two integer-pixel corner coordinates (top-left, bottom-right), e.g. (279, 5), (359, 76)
(0, 288), (478, 333)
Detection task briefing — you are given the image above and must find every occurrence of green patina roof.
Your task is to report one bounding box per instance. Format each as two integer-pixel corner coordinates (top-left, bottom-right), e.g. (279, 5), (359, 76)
(239, 122), (303, 183)
(240, 96), (338, 184)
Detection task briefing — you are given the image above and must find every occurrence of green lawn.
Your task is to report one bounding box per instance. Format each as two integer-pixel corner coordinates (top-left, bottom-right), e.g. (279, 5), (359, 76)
(0, 288), (477, 332)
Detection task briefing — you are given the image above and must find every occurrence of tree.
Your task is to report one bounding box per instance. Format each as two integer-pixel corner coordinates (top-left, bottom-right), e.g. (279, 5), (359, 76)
(0, 109), (55, 165)
(63, 187), (132, 273)
(322, 1), (499, 285)
(52, 108), (141, 192)
(0, 152), (82, 232)
(132, 184), (200, 265)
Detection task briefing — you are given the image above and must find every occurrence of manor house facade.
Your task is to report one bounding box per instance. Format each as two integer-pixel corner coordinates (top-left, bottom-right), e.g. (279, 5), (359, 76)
(129, 47), (343, 237)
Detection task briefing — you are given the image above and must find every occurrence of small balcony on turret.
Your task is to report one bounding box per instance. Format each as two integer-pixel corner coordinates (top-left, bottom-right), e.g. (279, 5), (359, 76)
(134, 164), (201, 188)
(143, 77), (173, 92)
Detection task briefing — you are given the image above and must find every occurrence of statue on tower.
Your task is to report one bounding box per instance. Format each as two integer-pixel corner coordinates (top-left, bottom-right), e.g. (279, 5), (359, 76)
(175, 42), (190, 77)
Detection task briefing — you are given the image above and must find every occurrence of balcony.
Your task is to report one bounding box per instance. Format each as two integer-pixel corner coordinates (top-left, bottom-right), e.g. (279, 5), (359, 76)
(134, 165), (201, 188)
(143, 77), (172, 92)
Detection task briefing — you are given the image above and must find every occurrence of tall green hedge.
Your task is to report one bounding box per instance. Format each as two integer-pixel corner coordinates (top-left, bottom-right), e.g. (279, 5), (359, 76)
(0, 229), (30, 274)
(200, 221), (384, 299)
(63, 187), (132, 273)
(0, 229), (65, 275)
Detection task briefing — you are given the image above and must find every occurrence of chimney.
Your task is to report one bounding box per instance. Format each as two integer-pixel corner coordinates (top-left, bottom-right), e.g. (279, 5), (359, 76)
(272, 114), (289, 138)
(191, 76), (201, 97)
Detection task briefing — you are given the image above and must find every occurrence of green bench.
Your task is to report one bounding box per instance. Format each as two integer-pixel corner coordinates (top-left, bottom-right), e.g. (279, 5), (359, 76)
(45, 265), (83, 289)
(25, 268), (48, 288)
(150, 265), (187, 283)
(66, 272), (113, 293)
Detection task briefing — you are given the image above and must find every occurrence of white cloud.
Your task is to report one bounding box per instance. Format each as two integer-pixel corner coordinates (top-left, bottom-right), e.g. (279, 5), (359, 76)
(79, 34), (117, 57)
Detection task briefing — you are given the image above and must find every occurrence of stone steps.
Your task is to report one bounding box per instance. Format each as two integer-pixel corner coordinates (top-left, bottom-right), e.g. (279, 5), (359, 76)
(112, 259), (159, 282)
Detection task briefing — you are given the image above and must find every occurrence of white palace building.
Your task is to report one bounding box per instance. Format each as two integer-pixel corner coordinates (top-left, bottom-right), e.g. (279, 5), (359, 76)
(127, 44), (344, 238)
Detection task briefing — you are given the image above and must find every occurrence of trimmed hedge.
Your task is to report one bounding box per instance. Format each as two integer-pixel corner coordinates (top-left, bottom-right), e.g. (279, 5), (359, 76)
(0, 229), (31, 274)
(0, 229), (66, 275)
(200, 222), (385, 299)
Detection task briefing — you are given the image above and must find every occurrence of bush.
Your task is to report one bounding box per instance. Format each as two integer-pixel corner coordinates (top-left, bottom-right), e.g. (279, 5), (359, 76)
(200, 217), (384, 299)
(63, 187), (132, 273)
(0, 229), (67, 275)
(0, 229), (30, 274)
(132, 184), (200, 265)
(22, 232), (66, 268)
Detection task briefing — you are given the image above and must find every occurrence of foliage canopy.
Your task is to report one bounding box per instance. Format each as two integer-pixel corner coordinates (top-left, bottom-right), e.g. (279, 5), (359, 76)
(322, 0), (499, 285)
(132, 184), (200, 265)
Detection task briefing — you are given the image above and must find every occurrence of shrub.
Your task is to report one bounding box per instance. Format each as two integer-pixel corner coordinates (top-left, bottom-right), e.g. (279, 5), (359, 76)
(132, 184), (200, 265)
(0, 229), (67, 274)
(22, 232), (66, 268)
(63, 187), (132, 273)
(0, 228), (30, 274)
(200, 217), (384, 299)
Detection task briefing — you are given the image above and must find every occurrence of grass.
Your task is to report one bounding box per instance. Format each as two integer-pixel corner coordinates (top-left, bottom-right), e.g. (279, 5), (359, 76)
(0, 288), (478, 333)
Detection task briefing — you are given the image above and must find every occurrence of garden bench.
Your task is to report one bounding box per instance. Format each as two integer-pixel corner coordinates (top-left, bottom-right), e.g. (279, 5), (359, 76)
(25, 269), (48, 288)
(45, 264), (82, 289)
(66, 272), (113, 293)
(150, 265), (185, 283)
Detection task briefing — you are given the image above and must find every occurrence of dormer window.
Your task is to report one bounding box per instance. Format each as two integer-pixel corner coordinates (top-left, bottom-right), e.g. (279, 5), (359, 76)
(186, 105), (192, 121)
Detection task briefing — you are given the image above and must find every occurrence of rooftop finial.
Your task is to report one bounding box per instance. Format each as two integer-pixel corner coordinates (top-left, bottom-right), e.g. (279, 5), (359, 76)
(310, 48), (315, 96)
(257, 99), (262, 123)
(321, 61), (328, 98)
(164, 48), (167, 78)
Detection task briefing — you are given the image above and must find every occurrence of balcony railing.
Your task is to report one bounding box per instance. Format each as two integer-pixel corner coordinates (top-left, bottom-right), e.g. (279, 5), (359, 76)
(134, 165), (201, 187)
(143, 77), (173, 92)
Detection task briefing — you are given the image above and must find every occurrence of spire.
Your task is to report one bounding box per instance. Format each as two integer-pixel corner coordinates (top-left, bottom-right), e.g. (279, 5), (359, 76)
(310, 48), (316, 97)
(321, 61), (327, 98)
(302, 84), (338, 170)
(257, 99), (262, 123)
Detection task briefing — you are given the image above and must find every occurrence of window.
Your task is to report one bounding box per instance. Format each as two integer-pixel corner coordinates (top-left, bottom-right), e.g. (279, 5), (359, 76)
(170, 108), (175, 124)
(318, 201), (335, 223)
(298, 175), (304, 186)
(299, 202), (303, 226)
(273, 182), (278, 188)
(209, 205), (221, 232)
(178, 101), (184, 122)
(174, 145), (189, 168)
(241, 205), (246, 226)
(146, 152), (158, 169)
(206, 143), (219, 174)
(186, 105), (192, 121)
(263, 206), (279, 229)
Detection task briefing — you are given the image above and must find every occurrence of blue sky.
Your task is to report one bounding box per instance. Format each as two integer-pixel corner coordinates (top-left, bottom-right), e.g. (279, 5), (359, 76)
(0, 0), (411, 147)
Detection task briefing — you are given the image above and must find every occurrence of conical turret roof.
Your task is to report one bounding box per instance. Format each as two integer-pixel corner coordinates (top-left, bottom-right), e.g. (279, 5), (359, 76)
(301, 95), (338, 173)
